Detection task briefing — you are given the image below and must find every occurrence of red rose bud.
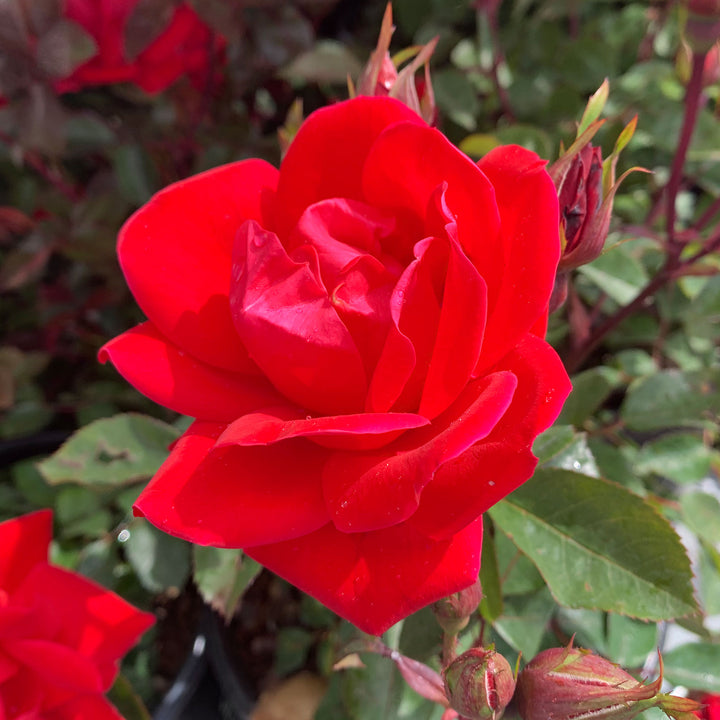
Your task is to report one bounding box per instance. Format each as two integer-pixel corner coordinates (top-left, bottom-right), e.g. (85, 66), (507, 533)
(443, 647), (516, 720)
(516, 644), (702, 720)
(353, 3), (438, 124)
(696, 693), (720, 720)
(548, 81), (644, 310)
(685, 0), (720, 52)
(433, 578), (484, 634)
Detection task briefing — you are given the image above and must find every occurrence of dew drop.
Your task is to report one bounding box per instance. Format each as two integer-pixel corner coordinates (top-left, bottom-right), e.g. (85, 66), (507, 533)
(488, 480), (495, 487)
(117, 529), (130, 543)
(572, 461), (582, 470)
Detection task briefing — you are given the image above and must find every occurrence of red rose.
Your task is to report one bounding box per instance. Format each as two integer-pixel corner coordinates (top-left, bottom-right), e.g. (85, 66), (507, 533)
(101, 96), (571, 634)
(698, 694), (720, 720)
(55, 0), (223, 94)
(0, 510), (154, 720)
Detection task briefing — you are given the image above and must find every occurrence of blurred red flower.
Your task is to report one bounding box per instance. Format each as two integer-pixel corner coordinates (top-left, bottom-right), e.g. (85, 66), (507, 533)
(0, 510), (154, 720)
(55, 0), (223, 94)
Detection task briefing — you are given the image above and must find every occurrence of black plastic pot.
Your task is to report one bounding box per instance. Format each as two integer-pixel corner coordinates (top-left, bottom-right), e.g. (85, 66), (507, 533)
(153, 606), (255, 720)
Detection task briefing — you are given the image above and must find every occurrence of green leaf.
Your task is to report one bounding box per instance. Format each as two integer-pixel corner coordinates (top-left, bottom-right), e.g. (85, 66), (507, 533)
(493, 587), (556, 660)
(488, 468), (697, 620)
(621, 369), (720, 432)
(38, 413), (179, 486)
(479, 530), (503, 622)
(274, 628), (314, 677)
(544, 433), (600, 478)
(192, 546), (262, 620)
(661, 643), (720, 692)
(108, 674), (152, 720)
(557, 367), (622, 427)
(123, 519), (190, 594)
(533, 425), (576, 465)
(635, 433), (713, 484)
(605, 614), (657, 667)
(578, 244), (649, 305)
(680, 492), (720, 545)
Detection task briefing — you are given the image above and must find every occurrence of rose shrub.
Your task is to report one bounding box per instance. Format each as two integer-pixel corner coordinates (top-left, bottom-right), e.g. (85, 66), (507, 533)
(101, 95), (571, 634)
(0, 510), (154, 719)
(55, 0), (223, 94)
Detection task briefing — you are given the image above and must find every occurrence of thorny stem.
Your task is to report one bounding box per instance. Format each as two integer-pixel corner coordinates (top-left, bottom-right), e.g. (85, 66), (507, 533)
(665, 51), (706, 248)
(478, 8), (515, 123)
(565, 50), (715, 373)
(564, 231), (720, 372)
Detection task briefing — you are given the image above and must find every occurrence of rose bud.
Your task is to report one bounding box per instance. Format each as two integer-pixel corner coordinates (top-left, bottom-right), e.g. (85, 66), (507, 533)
(685, 0), (720, 53)
(443, 647), (516, 720)
(433, 578), (484, 635)
(353, 3), (438, 124)
(677, 40), (720, 87)
(548, 80), (644, 311)
(515, 644), (702, 720)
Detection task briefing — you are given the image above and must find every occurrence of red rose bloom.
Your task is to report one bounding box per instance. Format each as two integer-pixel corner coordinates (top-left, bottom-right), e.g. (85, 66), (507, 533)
(55, 0), (223, 94)
(0, 510), (154, 720)
(698, 694), (720, 720)
(101, 96), (571, 634)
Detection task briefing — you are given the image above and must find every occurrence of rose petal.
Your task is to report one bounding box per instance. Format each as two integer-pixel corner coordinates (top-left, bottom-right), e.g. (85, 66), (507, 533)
(216, 409), (430, 452)
(99, 322), (285, 422)
(474, 145), (560, 371)
(361, 122), (501, 286)
(0, 510), (51, 595)
(323, 371), (517, 533)
(275, 96), (424, 239)
(247, 516), (483, 636)
(12, 564), (154, 690)
(230, 220), (367, 415)
(118, 159), (278, 373)
(135, 421), (330, 547)
(419, 186), (488, 418)
(408, 333), (572, 540)
(3, 639), (103, 694)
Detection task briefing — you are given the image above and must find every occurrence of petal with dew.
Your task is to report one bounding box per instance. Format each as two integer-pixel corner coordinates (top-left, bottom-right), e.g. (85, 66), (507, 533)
(135, 421), (330, 548)
(247, 516), (483, 636)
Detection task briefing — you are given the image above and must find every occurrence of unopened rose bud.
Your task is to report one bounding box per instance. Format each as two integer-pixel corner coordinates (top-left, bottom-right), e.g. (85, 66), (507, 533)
(685, 0), (720, 53)
(677, 41), (720, 86)
(354, 3), (438, 125)
(516, 644), (701, 720)
(433, 579), (484, 635)
(443, 647), (515, 720)
(548, 80), (644, 311)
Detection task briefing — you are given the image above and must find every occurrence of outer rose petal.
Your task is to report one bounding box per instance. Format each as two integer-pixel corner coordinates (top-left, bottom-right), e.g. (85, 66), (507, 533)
(475, 145), (560, 371)
(135, 422), (330, 547)
(12, 564), (154, 690)
(323, 372), (517, 533)
(275, 96), (425, 239)
(408, 334), (572, 540)
(2, 639), (103, 694)
(99, 322), (285, 422)
(118, 159), (278, 373)
(0, 510), (51, 595)
(216, 409), (430, 452)
(247, 516), (483, 636)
